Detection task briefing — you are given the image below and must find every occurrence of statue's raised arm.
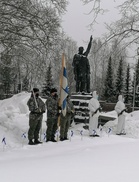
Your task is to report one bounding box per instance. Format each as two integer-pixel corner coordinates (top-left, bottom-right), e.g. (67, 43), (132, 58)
(83, 35), (93, 57)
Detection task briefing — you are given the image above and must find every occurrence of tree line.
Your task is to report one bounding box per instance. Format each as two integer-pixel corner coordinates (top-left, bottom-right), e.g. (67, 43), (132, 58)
(0, 0), (139, 108)
(0, 0), (77, 98)
(43, 38), (139, 107)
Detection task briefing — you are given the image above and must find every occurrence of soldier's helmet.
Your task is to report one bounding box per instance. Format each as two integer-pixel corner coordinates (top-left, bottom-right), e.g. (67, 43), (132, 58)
(33, 88), (39, 93)
(50, 88), (57, 93)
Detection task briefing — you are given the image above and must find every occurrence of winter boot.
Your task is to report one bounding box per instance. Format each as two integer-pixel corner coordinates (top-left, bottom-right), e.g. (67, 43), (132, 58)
(64, 137), (68, 140)
(51, 138), (57, 142)
(60, 137), (65, 141)
(95, 134), (100, 137)
(89, 135), (95, 137)
(116, 133), (122, 135)
(34, 139), (42, 144)
(28, 139), (35, 145)
(46, 139), (51, 142)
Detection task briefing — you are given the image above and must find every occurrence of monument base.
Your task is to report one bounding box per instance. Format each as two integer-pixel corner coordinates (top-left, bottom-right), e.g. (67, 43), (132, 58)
(71, 93), (116, 127)
(71, 92), (92, 125)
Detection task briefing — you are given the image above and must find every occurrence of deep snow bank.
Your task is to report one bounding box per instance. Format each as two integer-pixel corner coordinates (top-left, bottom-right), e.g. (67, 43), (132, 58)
(0, 92), (139, 151)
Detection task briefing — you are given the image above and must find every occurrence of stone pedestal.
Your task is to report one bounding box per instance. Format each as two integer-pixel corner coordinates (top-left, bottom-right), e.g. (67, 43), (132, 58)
(71, 93), (92, 124)
(71, 93), (117, 127)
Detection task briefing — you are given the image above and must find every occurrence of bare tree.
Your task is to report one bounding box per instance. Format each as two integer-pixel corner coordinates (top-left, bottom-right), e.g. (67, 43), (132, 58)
(81, 0), (139, 50)
(0, 0), (68, 93)
(89, 39), (109, 94)
(81, 0), (107, 25)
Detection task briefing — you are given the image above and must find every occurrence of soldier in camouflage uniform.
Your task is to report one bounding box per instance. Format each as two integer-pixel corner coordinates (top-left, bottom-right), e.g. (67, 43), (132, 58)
(60, 95), (75, 141)
(45, 88), (59, 142)
(27, 88), (46, 145)
(72, 35), (92, 93)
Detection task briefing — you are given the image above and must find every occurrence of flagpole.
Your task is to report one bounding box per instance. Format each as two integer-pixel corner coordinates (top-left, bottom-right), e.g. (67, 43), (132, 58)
(57, 53), (68, 142)
(57, 53), (65, 128)
(32, 89), (42, 141)
(56, 53), (65, 141)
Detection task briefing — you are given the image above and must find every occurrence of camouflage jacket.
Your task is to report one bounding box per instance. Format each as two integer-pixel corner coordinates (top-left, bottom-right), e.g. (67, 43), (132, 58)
(45, 95), (58, 118)
(27, 96), (46, 114)
(61, 99), (75, 118)
(66, 99), (75, 114)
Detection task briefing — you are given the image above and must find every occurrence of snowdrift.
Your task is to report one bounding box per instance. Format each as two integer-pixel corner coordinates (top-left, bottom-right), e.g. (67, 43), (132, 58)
(0, 92), (139, 151)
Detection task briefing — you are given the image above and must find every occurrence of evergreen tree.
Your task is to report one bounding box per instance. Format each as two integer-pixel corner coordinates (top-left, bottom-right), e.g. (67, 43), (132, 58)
(134, 58), (139, 107)
(104, 57), (114, 102)
(0, 54), (15, 95)
(22, 76), (29, 92)
(124, 64), (132, 104)
(135, 59), (139, 86)
(115, 58), (124, 97)
(42, 62), (53, 96)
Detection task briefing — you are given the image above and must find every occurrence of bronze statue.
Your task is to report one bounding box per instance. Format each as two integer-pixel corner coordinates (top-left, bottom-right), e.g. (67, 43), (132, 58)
(72, 35), (92, 93)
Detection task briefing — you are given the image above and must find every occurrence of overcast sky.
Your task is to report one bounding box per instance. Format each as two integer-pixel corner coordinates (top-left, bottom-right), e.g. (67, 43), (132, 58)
(62, 0), (121, 47)
(61, 0), (136, 64)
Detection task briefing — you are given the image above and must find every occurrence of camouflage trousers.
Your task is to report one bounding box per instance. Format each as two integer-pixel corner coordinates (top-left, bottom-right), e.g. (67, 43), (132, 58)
(28, 113), (43, 140)
(60, 114), (71, 139)
(46, 117), (58, 140)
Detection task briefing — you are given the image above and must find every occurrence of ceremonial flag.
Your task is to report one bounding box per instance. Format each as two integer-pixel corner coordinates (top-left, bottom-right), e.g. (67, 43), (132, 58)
(2, 137), (6, 145)
(22, 132), (26, 138)
(60, 53), (69, 116)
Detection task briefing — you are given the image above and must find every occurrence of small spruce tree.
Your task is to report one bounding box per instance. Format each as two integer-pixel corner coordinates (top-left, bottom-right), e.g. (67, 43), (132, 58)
(0, 55), (15, 95)
(124, 64), (132, 104)
(115, 58), (124, 97)
(103, 57), (115, 102)
(134, 59), (139, 107)
(42, 62), (53, 96)
(22, 76), (29, 91)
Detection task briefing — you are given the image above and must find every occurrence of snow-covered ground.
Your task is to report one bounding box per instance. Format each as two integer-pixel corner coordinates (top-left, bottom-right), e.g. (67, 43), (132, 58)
(0, 92), (139, 182)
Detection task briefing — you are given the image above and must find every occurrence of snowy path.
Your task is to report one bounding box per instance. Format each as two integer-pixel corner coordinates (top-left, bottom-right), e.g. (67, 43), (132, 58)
(0, 135), (139, 182)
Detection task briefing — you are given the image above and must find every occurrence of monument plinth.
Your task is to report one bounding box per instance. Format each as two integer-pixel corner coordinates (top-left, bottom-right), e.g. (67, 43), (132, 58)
(71, 93), (92, 124)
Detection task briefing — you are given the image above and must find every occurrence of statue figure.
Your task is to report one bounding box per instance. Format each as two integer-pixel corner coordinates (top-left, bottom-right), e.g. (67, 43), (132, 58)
(72, 35), (92, 93)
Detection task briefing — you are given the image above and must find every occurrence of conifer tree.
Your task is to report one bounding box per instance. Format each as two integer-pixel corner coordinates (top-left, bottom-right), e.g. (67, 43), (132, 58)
(135, 59), (139, 87)
(42, 62), (53, 96)
(0, 54), (15, 95)
(134, 58), (139, 107)
(115, 58), (124, 97)
(124, 64), (132, 104)
(104, 57), (114, 102)
(22, 76), (29, 92)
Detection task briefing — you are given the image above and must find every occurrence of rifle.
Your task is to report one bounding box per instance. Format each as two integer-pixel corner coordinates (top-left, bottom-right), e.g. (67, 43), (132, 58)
(118, 109), (126, 117)
(32, 90), (39, 109)
(92, 107), (101, 117)
(32, 90), (42, 141)
(32, 91), (42, 113)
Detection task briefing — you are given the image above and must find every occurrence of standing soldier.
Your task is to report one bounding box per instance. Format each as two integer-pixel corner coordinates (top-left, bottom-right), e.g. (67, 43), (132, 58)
(72, 35), (92, 93)
(27, 88), (46, 145)
(88, 91), (100, 137)
(60, 95), (75, 141)
(115, 95), (126, 135)
(45, 88), (59, 142)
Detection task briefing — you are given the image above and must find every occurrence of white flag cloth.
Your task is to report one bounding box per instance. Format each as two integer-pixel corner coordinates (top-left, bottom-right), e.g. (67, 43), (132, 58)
(60, 54), (68, 116)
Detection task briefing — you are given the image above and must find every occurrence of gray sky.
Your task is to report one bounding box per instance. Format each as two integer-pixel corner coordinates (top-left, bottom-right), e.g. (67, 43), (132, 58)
(62, 0), (121, 47)
(62, 0), (136, 64)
